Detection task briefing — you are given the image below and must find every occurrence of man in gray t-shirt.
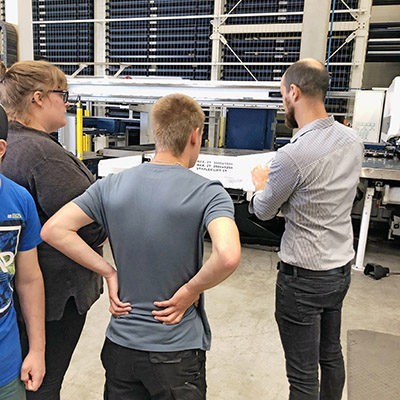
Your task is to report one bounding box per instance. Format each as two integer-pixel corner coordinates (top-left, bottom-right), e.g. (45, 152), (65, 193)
(42, 94), (241, 400)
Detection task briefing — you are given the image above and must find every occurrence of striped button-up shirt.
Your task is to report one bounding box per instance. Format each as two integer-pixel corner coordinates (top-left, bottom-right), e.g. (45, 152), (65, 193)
(249, 116), (363, 270)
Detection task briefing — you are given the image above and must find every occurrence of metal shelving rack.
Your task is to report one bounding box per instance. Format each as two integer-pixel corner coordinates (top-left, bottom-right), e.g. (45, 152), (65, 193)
(32, 0), (94, 76)
(29, 0), (374, 142)
(367, 21), (400, 62)
(219, 0), (304, 82)
(367, 0), (400, 65)
(105, 0), (213, 79)
(30, 1), (372, 89)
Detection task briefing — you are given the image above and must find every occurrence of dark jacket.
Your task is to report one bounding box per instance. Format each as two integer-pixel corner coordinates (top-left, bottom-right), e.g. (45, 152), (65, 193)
(1, 121), (106, 321)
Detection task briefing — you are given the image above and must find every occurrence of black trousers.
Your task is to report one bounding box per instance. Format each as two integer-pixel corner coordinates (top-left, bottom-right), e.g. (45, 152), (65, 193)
(101, 338), (207, 400)
(275, 264), (351, 400)
(19, 297), (87, 400)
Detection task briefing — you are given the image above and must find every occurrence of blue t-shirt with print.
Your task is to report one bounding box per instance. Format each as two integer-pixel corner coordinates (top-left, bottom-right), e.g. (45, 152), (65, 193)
(0, 174), (42, 388)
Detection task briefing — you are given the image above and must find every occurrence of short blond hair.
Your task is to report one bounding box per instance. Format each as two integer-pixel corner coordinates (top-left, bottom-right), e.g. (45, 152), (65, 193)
(0, 60), (67, 121)
(152, 94), (205, 156)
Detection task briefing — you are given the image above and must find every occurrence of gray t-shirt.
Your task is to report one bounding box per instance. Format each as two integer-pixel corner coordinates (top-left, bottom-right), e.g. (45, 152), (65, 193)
(74, 163), (234, 352)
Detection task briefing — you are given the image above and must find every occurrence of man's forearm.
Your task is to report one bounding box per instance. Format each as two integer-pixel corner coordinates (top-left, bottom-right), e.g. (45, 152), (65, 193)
(186, 245), (240, 295)
(42, 203), (132, 317)
(249, 191), (280, 221)
(42, 228), (115, 279)
(250, 151), (299, 220)
(185, 217), (241, 295)
(41, 202), (114, 278)
(151, 217), (241, 325)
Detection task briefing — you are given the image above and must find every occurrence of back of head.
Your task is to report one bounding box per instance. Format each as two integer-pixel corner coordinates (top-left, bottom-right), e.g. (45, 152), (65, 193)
(0, 104), (7, 141)
(283, 58), (330, 101)
(152, 94), (205, 156)
(0, 60), (67, 121)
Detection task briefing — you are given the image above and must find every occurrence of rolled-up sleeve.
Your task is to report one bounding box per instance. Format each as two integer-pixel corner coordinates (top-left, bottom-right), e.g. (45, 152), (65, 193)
(249, 150), (300, 221)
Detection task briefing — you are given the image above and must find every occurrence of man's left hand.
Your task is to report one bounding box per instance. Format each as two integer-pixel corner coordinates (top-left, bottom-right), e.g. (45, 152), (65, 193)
(251, 164), (270, 192)
(152, 284), (200, 325)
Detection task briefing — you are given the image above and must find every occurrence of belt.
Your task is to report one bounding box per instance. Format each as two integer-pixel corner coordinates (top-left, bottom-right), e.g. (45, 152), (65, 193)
(278, 261), (351, 276)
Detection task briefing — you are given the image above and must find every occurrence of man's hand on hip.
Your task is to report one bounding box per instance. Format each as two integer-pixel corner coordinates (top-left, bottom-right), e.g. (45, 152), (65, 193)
(106, 269), (132, 317)
(152, 284), (200, 325)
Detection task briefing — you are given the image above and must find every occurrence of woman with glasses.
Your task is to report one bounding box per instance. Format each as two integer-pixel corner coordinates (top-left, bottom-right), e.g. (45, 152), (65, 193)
(0, 60), (106, 400)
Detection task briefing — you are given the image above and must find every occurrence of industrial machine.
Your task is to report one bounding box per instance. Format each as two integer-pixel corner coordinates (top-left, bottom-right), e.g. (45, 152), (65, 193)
(97, 147), (283, 246)
(350, 77), (400, 269)
(55, 75), (400, 261)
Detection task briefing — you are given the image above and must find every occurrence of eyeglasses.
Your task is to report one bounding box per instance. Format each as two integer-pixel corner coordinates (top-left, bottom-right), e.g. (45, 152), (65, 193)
(49, 90), (69, 103)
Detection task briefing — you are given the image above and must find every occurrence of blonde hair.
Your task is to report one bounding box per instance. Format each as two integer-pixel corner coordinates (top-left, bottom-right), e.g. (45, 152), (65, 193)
(152, 94), (205, 156)
(0, 60), (67, 121)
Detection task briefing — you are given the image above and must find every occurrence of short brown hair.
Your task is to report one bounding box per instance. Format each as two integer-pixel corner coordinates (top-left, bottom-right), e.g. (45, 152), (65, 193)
(283, 59), (330, 101)
(152, 94), (205, 156)
(0, 105), (7, 141)
(0, 60), (67, 121)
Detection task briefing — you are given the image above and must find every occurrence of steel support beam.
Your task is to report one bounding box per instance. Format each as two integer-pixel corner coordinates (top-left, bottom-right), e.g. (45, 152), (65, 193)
(209, 1), (226, 147)
(5, 0), (33, 60)
(219, 21), (356, 35)
(219, 23), (303, 34)
(353, 187), (375, 271)
(211, 0), (225, 81)
(94, 0), (106, 77)
(350, 0), (373, 89)
(300, 0), (331, 62)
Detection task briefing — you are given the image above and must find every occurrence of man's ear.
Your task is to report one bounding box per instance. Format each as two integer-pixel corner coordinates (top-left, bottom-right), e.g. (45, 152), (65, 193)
(190, 127), (200, 144)
(0, 139), (6, 159)
(290, 84), (301, 102)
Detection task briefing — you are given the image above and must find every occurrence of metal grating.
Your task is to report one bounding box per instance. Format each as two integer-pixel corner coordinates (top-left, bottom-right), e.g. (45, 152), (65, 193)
(325, 29), (355, 116)
(221, 1), (303, 81)
(327, 30), (355, 90)
(224, 0), (304, 25)
(32, 0), (94, 76)
(221, 32), (301, 81)
(106, 0), (213, 79)
(29, 0), (368, 123)
(332, 0), (360, 22)
(325, 2), (360, 116)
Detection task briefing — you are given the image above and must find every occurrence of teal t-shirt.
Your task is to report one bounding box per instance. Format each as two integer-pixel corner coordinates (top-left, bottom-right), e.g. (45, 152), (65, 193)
(0, 174), (42, 388)
(74, 163), (234, 352)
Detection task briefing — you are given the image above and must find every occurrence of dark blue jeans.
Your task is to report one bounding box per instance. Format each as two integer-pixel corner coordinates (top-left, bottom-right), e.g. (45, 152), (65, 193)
(101, 338), (206, 400)
(275, 265), (351, 400)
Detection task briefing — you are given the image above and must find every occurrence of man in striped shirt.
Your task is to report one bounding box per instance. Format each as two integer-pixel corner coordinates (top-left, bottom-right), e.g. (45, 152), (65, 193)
(250, 59), (363, 400)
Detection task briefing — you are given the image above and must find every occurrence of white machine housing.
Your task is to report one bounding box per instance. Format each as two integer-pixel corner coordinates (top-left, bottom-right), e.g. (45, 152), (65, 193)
(381, 76), (400, 143)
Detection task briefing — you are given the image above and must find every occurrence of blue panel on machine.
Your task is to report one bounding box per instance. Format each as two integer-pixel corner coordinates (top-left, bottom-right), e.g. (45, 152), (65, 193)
(226, 108), (275, 151)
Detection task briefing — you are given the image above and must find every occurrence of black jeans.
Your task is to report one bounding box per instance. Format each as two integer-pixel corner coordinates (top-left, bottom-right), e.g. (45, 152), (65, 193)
(275, 264), (351, 400)
(101, 338), (206, 400)
(19, 297), (87, 400)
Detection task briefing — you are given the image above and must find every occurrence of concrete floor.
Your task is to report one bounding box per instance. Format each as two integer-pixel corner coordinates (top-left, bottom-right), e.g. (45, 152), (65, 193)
(61, 234), (400, 400)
